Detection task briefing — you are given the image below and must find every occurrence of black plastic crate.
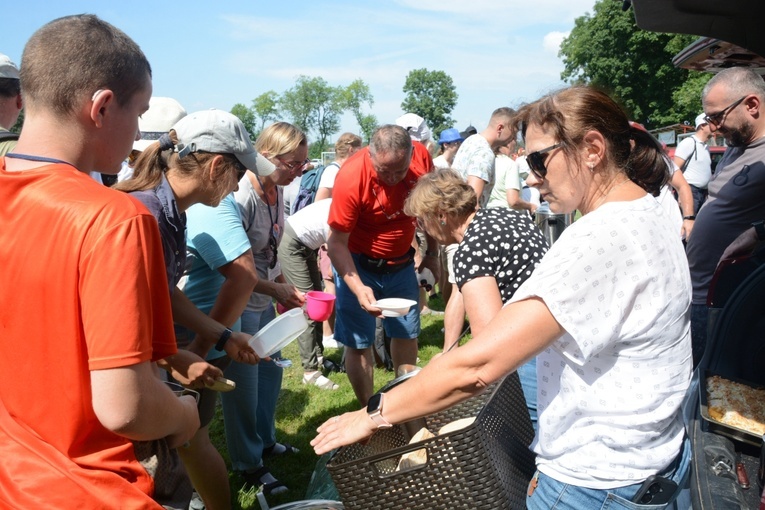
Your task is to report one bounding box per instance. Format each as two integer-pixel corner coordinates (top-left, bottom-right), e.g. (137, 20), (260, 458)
(327, 373), (536, 509)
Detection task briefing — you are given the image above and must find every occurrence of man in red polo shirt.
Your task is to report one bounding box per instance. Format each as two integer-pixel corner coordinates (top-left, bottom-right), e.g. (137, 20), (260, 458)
(328, 124), (438, 405)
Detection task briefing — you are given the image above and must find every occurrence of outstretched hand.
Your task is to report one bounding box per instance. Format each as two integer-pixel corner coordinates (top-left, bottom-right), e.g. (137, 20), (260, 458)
(311, 409), (378, 456)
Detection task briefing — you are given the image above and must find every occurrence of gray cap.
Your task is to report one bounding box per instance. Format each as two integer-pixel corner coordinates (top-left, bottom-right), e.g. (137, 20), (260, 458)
(0, 53), (20, 80)
(173, 109), (275, 176)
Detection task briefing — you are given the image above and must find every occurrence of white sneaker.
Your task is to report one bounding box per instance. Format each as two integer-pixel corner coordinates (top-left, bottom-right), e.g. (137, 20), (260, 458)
(322, 335), (339, 349)
(303, 371), (339, 390)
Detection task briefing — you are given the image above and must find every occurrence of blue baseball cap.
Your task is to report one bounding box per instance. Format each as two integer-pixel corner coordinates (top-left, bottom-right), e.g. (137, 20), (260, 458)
(438, 128), (464, 144)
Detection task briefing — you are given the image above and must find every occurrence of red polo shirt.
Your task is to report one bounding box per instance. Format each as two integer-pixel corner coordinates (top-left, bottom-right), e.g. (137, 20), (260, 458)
(329, 141), (433, 259)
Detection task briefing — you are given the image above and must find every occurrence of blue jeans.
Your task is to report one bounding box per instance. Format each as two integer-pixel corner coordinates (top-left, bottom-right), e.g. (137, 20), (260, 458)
(220, 305), (283, 472)
(517, 358), (538, 432)
(527, 435), (691, 510)
(690, 304), (708, 369)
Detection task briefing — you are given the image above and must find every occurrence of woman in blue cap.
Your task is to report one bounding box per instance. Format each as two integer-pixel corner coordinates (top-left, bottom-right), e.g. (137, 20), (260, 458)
(433, 128), (464, 169)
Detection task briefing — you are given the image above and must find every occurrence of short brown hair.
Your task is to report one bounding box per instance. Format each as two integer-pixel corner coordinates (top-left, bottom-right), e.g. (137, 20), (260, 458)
(404, 168), (477, 222)
(369, 124), (411, 158)
(20, 14), (151, 117)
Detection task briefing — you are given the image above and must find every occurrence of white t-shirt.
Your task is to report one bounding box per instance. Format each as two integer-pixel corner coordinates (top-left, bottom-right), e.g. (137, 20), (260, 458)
(656, 163), (683, 237)
(432, 154), (450, 169)
(285, 198), (331, 250)
(317, 162), (341, 190)
(675, 135), (712, 189)
(509, 194), (692, 489)
(451, 134), (495, 208)
(486, 154), (516, 209)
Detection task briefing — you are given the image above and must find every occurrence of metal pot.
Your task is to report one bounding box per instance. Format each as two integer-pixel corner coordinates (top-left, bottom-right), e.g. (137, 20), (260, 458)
(534, 203), (574, 246)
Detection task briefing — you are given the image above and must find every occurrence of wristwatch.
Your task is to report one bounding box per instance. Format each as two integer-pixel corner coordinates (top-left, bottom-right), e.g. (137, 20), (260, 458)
(752, 220), (765, 241)
(366, 393), (393, 429)
(682, 215), (696, 221)
(214, 328), (233, 351)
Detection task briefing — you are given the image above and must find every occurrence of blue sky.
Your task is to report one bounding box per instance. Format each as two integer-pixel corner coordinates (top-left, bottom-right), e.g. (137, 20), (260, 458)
(4, 0), (598, 139)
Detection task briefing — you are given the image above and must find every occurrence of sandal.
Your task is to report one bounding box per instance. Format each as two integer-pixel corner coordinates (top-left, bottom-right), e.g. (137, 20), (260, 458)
(262, 442), (300, 457)
(303, 371), (339, 390)
(241, 466), (288, 496)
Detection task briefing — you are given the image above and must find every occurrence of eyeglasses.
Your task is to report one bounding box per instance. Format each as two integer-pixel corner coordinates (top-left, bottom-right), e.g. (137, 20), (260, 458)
(275, 157), (309, 172)
(526, 143), (563, 180)
(704, 96), (747, 127)
(371, 185), (402, 220)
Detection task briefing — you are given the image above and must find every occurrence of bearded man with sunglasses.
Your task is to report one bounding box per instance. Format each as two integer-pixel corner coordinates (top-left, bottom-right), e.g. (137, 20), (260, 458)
(686, 67), (765, 367)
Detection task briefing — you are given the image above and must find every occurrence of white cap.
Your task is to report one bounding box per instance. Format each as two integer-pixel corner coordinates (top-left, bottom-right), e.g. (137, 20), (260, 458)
(173, 109), (275, 176)
(695, 113), (708, 129)
(0, 53), (20, 80)
(396, 113), (432, 142)
(133, 97), (188, 152)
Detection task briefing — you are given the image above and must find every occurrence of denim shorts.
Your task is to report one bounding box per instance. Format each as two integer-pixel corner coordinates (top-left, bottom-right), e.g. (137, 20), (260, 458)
(333, 252), (420, 349)
(526, 434), (691, 510)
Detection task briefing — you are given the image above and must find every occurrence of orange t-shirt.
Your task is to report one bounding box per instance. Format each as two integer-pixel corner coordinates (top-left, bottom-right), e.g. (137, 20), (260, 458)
(328, 141), (433, 259)
(0, 161), (176, 508)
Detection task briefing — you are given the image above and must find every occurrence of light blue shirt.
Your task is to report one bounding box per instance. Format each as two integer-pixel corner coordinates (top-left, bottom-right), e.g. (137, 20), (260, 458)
(184, 194), (251, 359)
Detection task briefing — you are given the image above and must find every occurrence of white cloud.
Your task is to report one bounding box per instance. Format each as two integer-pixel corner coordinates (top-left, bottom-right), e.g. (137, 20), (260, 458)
(543, 31), (570, 54)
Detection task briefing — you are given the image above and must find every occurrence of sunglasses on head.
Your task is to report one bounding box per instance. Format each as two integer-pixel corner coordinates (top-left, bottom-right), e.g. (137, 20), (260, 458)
(526, 143), (563, 179)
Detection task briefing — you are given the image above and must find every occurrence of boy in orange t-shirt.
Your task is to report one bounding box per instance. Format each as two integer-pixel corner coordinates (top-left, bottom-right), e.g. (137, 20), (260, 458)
(0, 15), (198, 508)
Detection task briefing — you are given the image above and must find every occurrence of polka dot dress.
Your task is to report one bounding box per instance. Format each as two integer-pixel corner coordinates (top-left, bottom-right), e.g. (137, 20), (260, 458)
(454, 208), (548, 302)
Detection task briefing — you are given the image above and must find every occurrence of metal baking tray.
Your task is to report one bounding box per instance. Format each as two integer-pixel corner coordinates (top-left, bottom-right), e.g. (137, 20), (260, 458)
(699, 370), (765, 447)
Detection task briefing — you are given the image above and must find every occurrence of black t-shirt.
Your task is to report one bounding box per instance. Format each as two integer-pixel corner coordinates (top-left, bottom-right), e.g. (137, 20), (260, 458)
(454, 208), (548, 303)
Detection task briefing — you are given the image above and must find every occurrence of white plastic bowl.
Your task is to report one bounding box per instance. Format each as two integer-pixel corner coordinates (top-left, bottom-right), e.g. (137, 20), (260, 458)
(373, 298), (418, 318)
(248, 308), (309, 357)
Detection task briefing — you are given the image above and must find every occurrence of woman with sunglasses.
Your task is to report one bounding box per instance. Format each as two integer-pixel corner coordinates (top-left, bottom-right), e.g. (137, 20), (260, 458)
(224, 121), (307, 493)
(313, 86), (692, 509)
(117, 109), (270, 510)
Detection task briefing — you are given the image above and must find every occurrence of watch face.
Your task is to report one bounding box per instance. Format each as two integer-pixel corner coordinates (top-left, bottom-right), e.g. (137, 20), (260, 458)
(367, 393), (383, 413)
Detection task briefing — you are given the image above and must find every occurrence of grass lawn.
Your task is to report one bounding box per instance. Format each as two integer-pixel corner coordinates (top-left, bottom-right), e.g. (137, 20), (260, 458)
(209, 295), (450, 509)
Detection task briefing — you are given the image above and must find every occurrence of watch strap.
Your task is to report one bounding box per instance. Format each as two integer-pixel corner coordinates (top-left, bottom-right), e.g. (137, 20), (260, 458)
(214, 328), (233, 352)
(367, 394), (393, 429)
(753, 220), (765, 241)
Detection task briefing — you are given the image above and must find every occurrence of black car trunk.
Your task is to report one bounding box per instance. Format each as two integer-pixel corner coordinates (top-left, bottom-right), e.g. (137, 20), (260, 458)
(689, 251), (765, 508)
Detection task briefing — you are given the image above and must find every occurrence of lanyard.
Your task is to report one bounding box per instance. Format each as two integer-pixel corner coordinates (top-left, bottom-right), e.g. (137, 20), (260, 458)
(6, 152), (75, 168)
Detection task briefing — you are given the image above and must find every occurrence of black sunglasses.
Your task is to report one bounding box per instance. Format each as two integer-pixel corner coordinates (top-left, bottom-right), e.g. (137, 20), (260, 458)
(526, 143), (563, 179)
(704, 96), (746, 127)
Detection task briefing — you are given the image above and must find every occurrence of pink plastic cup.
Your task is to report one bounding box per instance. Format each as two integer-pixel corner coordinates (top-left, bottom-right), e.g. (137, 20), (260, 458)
(305, 291), (336, 322)
(276, 302), (288, 315)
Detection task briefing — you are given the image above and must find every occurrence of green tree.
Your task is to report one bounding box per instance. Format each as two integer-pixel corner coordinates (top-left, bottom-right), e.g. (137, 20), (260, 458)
(280, 75), (344, 152)
(401, 69), (458, 137)
(340, 79), (377, 141)
(357, 113), (378, 144)
(252, 91), (280, 134)
(230, 103), (256, 137)
(11, 109), (23, 133)
(559, 0), (705, 128)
